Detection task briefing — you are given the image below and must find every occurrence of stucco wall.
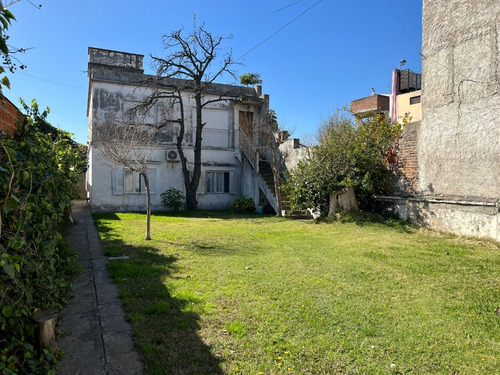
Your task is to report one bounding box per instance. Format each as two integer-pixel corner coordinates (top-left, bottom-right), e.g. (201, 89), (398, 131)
(420, 0), (500, 198)
(415, 0), (500, 240)
(396, 90), (422, 123)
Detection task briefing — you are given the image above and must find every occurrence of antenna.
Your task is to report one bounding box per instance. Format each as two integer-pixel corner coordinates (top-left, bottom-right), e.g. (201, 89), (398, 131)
(192, 11), (197, 54)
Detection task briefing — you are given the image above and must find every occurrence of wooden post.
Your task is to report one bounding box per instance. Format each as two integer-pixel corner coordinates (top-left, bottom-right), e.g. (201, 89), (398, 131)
(34, 309), (57, 353)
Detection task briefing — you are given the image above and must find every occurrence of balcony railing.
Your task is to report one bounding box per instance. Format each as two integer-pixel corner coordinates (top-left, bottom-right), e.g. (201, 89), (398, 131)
(202, 128), (232, 148)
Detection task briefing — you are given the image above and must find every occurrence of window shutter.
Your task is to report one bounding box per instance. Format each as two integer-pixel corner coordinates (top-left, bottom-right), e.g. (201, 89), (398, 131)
(197, 171), (206, 195)
(111, 169), (124, 195)
(140, 172), (146, 195)
(229, 171), (236, 194)
(148, 168), (157, 195)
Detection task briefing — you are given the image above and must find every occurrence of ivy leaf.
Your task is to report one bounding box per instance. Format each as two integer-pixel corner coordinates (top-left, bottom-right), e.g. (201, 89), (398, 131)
(2, 305), (13, 318)
(2, 264), (16, 279)
(8, 236), (25, 250)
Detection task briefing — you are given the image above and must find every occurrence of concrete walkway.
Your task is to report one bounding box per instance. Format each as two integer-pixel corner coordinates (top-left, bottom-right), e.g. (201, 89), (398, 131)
(57, 201), (144, 375)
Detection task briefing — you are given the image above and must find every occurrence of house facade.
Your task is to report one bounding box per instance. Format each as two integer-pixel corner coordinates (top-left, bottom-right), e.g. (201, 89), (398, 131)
(87, 47), (279, 212)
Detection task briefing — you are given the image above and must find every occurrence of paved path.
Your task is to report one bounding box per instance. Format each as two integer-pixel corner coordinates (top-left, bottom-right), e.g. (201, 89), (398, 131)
(57, 201), (144, 375)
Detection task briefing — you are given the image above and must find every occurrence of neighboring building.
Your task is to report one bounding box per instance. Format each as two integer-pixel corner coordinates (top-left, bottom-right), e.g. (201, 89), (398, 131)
(0, 94), (23, 136)
(351, 69), (422, 194)
(390, 69), (422, 124)
(351, 92), (390, 118)
(87, 47), (282, 212)
(392, 0), (500, 241)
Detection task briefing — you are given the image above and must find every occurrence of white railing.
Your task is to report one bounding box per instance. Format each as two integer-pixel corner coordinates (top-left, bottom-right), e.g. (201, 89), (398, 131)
(202, 128), (232, 148)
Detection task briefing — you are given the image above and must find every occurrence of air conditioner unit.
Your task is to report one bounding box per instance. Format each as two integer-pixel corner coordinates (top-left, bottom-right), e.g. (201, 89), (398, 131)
(166, 150), (180, 162)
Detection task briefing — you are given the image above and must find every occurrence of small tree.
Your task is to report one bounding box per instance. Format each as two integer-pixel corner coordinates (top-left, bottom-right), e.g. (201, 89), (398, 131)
(240, 72), (262, 86)
(92, 119), (156, 240)
(142, 26), (236, 210)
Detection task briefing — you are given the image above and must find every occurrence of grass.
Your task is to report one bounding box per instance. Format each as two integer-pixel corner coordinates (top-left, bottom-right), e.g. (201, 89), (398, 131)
(93, 211), (500, 374)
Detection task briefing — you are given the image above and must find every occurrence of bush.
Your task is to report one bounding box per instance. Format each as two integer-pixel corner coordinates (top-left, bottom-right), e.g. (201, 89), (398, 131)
(284, 110), (404, 216)
(160, 188), (185, 211)
(230, 196), (256, 214)
(0, 99), (85, 374)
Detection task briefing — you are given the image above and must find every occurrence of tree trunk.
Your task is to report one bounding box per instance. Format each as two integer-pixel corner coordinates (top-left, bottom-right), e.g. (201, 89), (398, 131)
(272, 165), (283, 217)
(142, 172), (152, 240)
(328, 187), (359, 216)
(183, 91), (203, 210)
(34, 309), (57, 353)
(185, 184), (198, 210)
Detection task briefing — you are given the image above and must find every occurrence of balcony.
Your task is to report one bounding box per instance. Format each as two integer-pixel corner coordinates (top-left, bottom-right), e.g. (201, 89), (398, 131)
(202, 128), (233, 148)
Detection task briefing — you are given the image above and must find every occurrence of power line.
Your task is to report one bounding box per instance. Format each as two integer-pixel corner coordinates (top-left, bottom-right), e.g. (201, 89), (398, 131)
(236, 0), (323, 62)
(384, 0), (421, 55)
(261, 0), (303, 19)
(20, 71), (84, 89)
(383, 0), (490, 86)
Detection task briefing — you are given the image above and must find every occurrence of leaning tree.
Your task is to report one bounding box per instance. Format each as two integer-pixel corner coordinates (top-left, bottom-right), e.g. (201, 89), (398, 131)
(142, 26), (236, 209)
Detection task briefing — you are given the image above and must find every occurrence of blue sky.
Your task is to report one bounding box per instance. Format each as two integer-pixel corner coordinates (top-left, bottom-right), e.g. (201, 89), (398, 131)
(4, 0), (422, 145)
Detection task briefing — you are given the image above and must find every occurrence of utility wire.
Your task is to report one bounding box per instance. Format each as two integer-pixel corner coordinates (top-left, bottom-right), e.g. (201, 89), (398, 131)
(20, 71), (84, 89)
(236, 0), (323, 62)
(261, 0), (303, 19)
(384, 0), (491, 85)
(384, 0), (421, 55)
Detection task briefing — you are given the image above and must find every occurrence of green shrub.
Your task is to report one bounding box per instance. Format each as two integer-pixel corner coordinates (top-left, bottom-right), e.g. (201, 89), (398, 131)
(0, 99), (85, 374)
(229, 196), (256, 214)
(160, 188), (185, 211)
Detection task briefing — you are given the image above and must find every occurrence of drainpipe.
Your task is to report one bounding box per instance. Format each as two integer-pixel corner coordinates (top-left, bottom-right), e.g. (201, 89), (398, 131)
(391, 69), (399, 122)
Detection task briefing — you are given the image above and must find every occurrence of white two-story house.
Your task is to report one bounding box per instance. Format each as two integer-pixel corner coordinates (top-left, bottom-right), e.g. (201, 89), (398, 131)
(87, 47), (283, 212)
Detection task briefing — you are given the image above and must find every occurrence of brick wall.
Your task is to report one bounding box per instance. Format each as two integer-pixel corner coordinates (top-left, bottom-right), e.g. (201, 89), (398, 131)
(396, 121), (419, 194)
(351, 94), (390, 114)
(0, 95), (23, 136)
(387, 121), (420, 195)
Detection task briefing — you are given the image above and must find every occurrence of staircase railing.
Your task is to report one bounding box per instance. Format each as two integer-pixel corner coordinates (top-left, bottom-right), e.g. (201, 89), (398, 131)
(238, 129), (258, 170)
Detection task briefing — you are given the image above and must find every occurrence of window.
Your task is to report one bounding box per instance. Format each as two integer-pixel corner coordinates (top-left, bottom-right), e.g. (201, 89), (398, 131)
(206, 171), (231, 193)
(409, 95), (421, 105)
(124, 170), (142, 193)
(111, 168), (157, 195)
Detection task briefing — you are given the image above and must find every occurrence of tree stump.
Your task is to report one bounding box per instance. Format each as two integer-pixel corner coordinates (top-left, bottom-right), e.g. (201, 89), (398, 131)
(34, 309), (57, 353)
(328, 187), (359, 216)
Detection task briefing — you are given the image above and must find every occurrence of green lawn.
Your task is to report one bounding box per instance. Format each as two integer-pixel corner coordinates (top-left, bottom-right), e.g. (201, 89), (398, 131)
(93, 212), (500, 374)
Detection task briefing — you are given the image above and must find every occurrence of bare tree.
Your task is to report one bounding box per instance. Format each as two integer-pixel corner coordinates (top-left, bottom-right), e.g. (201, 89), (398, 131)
(142, 26), (236, 210)
(92, 119), (156, 240)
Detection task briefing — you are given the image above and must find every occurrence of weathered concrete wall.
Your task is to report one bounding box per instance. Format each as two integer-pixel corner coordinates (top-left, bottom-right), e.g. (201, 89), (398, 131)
(88, 47), (143, 71)
(420, 0), (500, 198)
(280, 138), (309, 171)
(416, 0), (500, 240)
(390, 197), (499, 242)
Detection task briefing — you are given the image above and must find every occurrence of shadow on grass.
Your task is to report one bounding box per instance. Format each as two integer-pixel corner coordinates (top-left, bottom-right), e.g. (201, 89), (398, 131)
(94, 217), (224, 375)
(319, 211), (418, 234)
(152, 209), (273, 221)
